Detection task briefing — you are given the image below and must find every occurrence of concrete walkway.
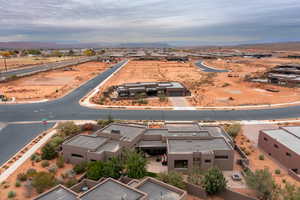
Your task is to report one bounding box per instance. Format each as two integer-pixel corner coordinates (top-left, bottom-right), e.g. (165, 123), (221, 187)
(169, 97), (196, 110)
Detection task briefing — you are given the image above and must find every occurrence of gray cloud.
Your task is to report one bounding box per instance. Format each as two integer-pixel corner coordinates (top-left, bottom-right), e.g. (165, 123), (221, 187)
(0, 0), (299, 45)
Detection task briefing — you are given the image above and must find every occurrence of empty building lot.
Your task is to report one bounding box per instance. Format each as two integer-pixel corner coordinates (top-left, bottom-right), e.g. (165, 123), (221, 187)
(189, 56), (300, 107)
(92, 60), (203, 107)
(0, 62), (109, 101)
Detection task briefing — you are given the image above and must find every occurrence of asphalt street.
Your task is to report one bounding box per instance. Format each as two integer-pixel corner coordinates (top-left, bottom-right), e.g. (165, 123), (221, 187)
(195, 60), (229, 72)
(0, 60), (300, 123)
(0, 122), (54, 165)
(0, 56), (95, 78)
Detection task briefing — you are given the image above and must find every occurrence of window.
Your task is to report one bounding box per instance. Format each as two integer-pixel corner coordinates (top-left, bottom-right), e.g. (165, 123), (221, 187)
(204, 159), (211, 163)
(215, 155), (229, 159)
(174, 160), (188, 168)
(286, 152), (292, 157)
(264, 137), (268, 141)
(193, 157), (201, 162)
(90, 159), (96, 162)
(71, 154), (83, 158)
(274, 144), (279, 148)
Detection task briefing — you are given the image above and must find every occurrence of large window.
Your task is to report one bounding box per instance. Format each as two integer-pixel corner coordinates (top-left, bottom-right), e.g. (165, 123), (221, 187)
(174, 160), (188, 169)
(215, 155), (229, 159)
(71, 154), (83, 158)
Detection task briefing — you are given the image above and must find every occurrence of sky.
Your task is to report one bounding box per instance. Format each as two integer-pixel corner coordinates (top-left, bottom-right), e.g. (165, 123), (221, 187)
(0, 0), (300, 45)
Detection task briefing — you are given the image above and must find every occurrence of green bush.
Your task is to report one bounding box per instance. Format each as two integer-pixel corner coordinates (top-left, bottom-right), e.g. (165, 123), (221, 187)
(41, 160), (50, 168)
(224, 123), (241, 139)
(275, 169), (281, 175)
(259, 154), (265, 160)
(49, 136), (64, 148)
(15, 181), (21, 187)
(30, 154), (38, 161)
(73, 162), (88, 174)
(202, 167), (227, 195)
(56, 156), (65, 168)
(7, 191), (16, 199)
(158, 94), (167, 102)
(17, 173), (27, 182)
(48, 164), (58, 174)
(97, 116), (114, 128)
(26, 168), (37, 178)
(41, 143), (57, 160)
(31, 172), (57, 193)
(158, 171), (185, 189)
(124, 150), (148, 179)
(57, 121), (80, 137)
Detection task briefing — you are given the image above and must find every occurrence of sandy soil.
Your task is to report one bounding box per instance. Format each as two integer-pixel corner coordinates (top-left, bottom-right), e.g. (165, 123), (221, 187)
(235, 130), (300, 188)
(0, 62), (109, 101)
(189, 57), (300, 107)
(0, 56), (82, 71)
(92, 60), (202, 107)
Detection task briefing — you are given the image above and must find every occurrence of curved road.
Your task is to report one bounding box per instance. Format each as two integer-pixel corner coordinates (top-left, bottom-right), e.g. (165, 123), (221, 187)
(195, 60), (229, 72)
(0, 60), (299, 123)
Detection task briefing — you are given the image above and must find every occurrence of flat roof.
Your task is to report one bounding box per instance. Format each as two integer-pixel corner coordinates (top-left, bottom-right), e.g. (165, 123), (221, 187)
(281, 126), (300, 139)
(144, 129), (169, 135)
(138, 140), (166, 148)
(168, 138), (232, 153)
(34, 185), (77, 200)
(95, 140), (120, 153)
(100, 124), (145, 142)
(263, 128), (300, 154)
(137, 179), (181, 200)
(165, 123), (201, 132)
(80, 179), (145, 200)
(64, 135), (107, 150)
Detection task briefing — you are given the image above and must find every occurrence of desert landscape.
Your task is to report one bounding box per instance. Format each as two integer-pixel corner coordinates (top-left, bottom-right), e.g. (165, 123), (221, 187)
(0, 61), (109, 101)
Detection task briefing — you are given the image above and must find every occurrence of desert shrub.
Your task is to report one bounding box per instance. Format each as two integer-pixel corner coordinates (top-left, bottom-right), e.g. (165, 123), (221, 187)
(17, 173), (27, 182)
(48, 164), (58, 174)
(202, 167), (227, 195)
(245, 168), (278, 200)
(49, 136), (64, 147)
(64, 178), (78, 188)
(259, 154), (265, 160)
(15, 181), (21, 187)
(97, 116), (114, 128)
(224, 123), (241, 139)
(81, 123), (95, 131)
(158, 93), (167, 102)
(188, 168), (204, 186)
(73, 162), (88, 174)
(275, 169), (281, 175)
(26, 168), (37, 178)
(41, 143), (57, 160)
(7, 191), (16, 199)
(30, 154), (38, 161)
(56, 156), (65, 168)
(57, 121), (80, 137)
(98, 97), (106, 105)
(41, 160), (50, 168)
(158, 171), (185, 189)
(222, 83), (230, 87)
(31, 172), (57, 193)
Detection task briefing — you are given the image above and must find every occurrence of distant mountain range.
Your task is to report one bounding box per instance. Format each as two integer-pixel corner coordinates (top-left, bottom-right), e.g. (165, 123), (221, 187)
(0, 41), (171, 49)
(1, 41), (300, 51)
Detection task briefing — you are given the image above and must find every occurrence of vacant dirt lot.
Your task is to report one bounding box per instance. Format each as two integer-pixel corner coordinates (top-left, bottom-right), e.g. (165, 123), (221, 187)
(0, 56), (82, 71)
(92, 60), (203, 106)
(0, 62), (109, 101)
(189, 57), (300, 107)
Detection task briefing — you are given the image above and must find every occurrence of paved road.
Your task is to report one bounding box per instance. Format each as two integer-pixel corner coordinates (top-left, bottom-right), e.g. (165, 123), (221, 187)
(0, 56), (96, 78)
(0, 123), (54, 165)
(195, 60), (229, 72)
(0, 60), (300, 123)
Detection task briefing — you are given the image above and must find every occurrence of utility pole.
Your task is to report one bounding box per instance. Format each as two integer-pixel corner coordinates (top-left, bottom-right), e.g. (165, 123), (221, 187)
(4, 57), (7, 72)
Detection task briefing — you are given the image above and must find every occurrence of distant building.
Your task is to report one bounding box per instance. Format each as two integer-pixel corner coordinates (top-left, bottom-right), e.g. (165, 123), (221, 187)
(110, 82), (191, 99)
(62, 122), (234, 171)
(258, 126), (300, 174)
(266, 64), (300, 85)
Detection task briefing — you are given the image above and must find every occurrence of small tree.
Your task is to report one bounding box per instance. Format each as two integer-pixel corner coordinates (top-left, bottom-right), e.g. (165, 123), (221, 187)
(245, 168), (279, 200)
(41, 143), (57, 160)
(56, 156), (65, 168)
(31, 172), (57, 193)
(124, 150), (147, 179)
(104, 157), (123, 179)
(7, 191), (16, 199)
(224, 123), (241, 139)
(202, 167), (227, 195)
(158, 171), (185, 189)
(73, 162), (87, 174)
(86, 161), (105, 181)
(281, 183), (300, 200)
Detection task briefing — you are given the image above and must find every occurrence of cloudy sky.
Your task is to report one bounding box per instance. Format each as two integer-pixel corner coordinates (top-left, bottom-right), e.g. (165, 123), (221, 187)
(0, 0), (300, 45)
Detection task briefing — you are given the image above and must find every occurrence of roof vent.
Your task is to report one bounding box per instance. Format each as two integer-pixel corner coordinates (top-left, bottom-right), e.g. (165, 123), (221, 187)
(111, 129), (121, 134)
